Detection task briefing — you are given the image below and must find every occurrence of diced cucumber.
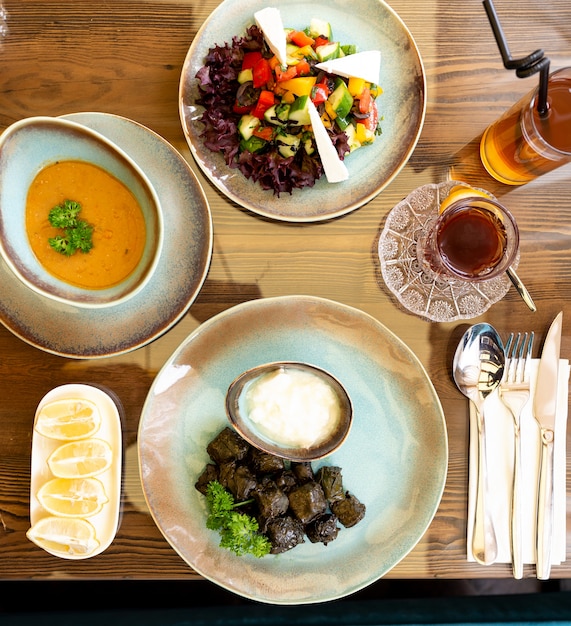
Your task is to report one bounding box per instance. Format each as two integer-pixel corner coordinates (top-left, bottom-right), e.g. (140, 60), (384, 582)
(276, 133), (301, 158)
(334, 115), (350, 131)
(309, 17), (332, 40)
(341, 44), (357, 56)
(315, 42), (340, 62)
(303, 137), (315, 156)
(328, 78), (353, 119)
(288, 95), (311, 126)
(264, 103), (291, 125)
(238, 114), (260, 140)
(343, 123), (362, 152)
(286, 43), (301, 66)
(239, 135), (267, 153)
(237, 68), (253, 84)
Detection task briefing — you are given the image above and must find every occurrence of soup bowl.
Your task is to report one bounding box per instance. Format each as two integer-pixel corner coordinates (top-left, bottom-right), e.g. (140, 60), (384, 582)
(0, 116), (163, 308)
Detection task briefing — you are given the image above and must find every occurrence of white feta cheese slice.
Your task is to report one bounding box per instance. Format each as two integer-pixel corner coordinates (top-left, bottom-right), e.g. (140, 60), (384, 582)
(307, 99), (349, 183)
(254, 7), (287, 67)
(315, 50), (381, 84)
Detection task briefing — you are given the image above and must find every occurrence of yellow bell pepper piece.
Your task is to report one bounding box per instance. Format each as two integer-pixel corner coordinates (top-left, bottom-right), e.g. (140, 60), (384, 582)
(324, 101), (337, 120)
(348, 76), (368, 97)
(277, 76), (317, 97)
(356, 123), (375, 144)
(281, 91), (296, 104)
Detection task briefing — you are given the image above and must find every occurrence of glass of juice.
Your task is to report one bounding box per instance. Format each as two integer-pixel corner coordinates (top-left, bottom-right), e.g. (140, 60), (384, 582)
(480, 67), (571, 185)
(420, 196), (519, 282)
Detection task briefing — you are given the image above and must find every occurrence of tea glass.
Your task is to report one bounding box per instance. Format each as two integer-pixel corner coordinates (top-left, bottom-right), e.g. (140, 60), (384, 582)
(378, 181), (519, 322)
(480, 67), (571, 185)
(419, 196), (520, 282)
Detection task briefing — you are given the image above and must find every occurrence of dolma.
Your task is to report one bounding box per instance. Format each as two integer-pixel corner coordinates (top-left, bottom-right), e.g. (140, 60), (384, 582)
(331, 492), (366, 528)
(290, 461), (314, 484)
(232, 465), (258, 502)
(252, 478), (289, 520)
(306, 513), (339, 545)
(315, 466), (344, 504)
(206, 427), (250, 465)
(250, 448), (285, 474)
(274, 469), (298, 493)
(288, 481), (327, 524)
(266, 516), (305, 554)
(194, 463), (219, 495)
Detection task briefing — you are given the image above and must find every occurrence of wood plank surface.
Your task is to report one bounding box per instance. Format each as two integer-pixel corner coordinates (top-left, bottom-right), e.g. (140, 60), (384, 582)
(0, 0), (570, 583)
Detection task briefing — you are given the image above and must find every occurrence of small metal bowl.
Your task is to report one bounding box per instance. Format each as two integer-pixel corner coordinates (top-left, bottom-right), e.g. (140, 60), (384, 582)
(225, 361), (353, 462)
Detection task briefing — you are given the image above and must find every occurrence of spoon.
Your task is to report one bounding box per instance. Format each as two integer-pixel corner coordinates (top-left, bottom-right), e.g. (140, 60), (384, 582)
(453, 323), (505, 565)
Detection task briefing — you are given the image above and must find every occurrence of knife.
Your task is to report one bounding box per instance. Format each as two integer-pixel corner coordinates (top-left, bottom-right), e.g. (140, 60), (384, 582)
(533, 311), (563, 580)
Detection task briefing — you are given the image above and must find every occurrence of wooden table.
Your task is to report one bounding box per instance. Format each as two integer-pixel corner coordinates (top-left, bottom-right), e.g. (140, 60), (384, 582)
(0, 0), (570, 583)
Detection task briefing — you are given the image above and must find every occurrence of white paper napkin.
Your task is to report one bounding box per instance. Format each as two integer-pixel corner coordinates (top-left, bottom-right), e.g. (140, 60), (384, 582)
(467, 359), (570, 565)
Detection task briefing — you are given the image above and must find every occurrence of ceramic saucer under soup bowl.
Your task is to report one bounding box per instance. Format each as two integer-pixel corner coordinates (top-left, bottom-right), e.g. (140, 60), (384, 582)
(0, 113), (212, 358)
(0, 116), (163, 308)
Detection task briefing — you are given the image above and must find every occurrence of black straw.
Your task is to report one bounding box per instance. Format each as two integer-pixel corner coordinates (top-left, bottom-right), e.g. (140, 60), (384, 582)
(482, 0), (550, 116)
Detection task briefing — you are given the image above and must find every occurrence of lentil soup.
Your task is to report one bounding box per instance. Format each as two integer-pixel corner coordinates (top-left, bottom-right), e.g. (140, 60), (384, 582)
(26, 160), (147, 290)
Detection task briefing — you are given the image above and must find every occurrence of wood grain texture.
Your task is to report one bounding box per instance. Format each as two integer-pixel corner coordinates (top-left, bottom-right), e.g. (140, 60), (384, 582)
(0, 0), (570, 583)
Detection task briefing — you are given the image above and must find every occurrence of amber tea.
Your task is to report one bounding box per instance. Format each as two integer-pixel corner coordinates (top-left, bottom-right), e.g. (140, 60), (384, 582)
(480, 68), (571, 185)
(421, 197), (519, 282)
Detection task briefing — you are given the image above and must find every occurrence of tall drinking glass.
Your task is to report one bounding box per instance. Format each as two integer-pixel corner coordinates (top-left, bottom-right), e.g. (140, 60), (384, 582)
(480, 67), (571, 185)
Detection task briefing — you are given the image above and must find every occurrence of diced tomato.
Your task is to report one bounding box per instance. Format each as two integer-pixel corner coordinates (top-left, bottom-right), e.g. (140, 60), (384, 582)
(252, 126), (274, 141)
(268, 55), (281, 70)
(251, 90), (275, 119)
(275, 64), (298, 83)
(295, 60), (311, 76)
(252, 57), (272, 88)
(311, 83), (330, 105)
(363, 99), (379, 132)
(242, 51), (262, 70)
(358, 87), (372, 115)
(290, 30), (315, 47)
(313, 36), (329, 49)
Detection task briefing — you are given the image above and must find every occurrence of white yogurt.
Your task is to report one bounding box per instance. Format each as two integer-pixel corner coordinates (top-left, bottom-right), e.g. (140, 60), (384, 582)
(243, 367), (341, 448)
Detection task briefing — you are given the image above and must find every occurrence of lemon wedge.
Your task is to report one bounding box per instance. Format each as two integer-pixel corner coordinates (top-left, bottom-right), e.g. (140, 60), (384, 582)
(47, 439), (113, 479)
(26, 516), (100, 557)
(438, 185), (491, 214)
(35, 398), (101, 441)
(37, 477), (109, 518)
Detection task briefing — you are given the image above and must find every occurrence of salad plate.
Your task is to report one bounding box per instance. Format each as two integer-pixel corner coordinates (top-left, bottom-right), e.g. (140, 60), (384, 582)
(0, 113), (212, 359)
(179, 0), (426, 222)
(138, 295), (447, 604)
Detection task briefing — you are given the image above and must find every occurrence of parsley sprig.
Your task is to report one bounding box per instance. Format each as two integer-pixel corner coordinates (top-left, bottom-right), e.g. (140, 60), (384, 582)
(205, 481), (271, 558)
(48, 200), (94, 256)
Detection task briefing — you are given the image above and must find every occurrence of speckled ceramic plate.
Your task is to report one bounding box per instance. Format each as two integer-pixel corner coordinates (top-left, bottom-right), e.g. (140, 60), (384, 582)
(0, 113), (212, 358)
(138, 295), (447, 605)
(179, 0), (426, 222)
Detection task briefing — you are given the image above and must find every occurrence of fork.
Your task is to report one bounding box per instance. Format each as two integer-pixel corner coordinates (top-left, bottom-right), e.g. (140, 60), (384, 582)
(499, 331), (534, 579)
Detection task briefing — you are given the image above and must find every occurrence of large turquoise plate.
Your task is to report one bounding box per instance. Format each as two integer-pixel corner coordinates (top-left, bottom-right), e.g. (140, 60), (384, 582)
(138, 296), (447, 604)
(179, 0), (426, 222)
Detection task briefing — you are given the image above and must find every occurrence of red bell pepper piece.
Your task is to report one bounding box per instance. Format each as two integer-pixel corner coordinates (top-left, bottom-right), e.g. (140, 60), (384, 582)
(252, 57), (272, 88)
(252, 126), (274, 141)
(290, 30), (315, 47)
(313, 36), (329, 49)
(232, 102), (253, 115)
(251, 90), (275, 119)
(242, 51), (262, 70)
